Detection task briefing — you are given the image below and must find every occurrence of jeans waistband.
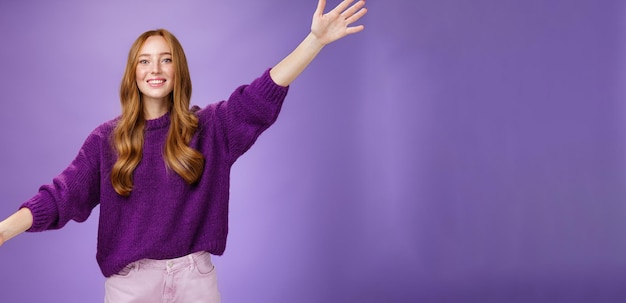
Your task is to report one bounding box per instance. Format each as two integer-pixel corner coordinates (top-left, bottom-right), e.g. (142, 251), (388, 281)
(132, 251), (212, 273)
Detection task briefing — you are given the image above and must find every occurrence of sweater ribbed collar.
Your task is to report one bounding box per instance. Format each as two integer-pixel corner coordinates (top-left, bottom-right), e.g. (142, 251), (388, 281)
(145, 111), (171, 131)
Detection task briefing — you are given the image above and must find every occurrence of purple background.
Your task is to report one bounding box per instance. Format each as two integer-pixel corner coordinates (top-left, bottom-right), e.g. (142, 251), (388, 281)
(1, 0), (626, 302)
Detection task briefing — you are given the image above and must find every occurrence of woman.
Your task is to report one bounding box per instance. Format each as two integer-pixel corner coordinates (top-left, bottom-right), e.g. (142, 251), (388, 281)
(0, 0), (367, 301)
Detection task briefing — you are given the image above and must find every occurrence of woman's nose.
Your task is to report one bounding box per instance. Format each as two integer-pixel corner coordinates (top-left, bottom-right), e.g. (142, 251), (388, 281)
(151, 62), (161, 74)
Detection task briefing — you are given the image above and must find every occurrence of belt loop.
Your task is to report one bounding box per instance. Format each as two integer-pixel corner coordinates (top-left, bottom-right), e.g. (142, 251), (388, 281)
(188, 253), (196, 270)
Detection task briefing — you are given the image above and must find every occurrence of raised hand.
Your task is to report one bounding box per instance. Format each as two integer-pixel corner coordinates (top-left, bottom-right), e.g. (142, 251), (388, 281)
(311, 0), (368, 46)
(269, 0), (368, 86)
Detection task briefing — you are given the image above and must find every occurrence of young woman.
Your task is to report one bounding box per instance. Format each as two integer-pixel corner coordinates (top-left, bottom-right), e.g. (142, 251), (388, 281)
(0, 0), (367, 301)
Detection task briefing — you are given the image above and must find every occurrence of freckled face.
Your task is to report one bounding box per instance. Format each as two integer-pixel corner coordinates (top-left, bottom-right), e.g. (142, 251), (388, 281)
(136, 36), (175, 104)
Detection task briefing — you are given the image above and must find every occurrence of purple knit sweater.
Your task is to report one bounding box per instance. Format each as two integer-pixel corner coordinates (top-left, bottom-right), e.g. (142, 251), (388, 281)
(21, 69), (288, 277)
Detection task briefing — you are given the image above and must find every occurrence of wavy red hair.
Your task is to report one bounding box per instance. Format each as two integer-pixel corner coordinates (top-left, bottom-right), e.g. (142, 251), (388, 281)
(111, 29), (204, 196)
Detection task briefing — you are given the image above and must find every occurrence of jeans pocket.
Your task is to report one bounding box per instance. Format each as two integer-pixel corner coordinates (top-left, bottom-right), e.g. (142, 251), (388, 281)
(193, 252), (216, 276)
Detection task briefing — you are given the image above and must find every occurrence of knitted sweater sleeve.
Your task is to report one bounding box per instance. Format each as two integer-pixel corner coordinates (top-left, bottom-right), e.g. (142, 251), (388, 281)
(212, 68), (289, 163)
(20, 127), (103, 232)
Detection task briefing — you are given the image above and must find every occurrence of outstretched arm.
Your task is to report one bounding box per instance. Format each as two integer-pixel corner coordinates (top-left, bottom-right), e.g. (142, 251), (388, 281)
(0, 208), (33, 247)
(270, 0), (368, 87)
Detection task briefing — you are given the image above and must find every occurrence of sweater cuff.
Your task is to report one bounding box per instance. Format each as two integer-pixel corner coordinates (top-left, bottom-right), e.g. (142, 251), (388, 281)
(250, 68), (289, 105)
(19, 195), (57, 232)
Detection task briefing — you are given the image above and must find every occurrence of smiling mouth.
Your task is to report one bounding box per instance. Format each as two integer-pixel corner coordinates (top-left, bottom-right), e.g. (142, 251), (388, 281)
(148, 79), (165, 84)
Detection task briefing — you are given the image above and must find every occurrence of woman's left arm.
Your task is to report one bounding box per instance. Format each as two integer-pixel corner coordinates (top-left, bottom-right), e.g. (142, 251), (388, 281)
(269, 0), (368, 87)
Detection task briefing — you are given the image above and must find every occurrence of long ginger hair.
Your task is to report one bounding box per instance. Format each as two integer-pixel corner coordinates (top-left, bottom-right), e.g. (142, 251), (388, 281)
(111, 29), (204, 196)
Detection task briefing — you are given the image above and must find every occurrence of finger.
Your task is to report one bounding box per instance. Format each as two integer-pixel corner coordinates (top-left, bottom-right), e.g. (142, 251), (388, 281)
(315, 0), (327, 16)
(346, 25), (365, 35)
(345, 7), (368, 25)
(341, 0), (366, 18)
(330, 0), (355, 15)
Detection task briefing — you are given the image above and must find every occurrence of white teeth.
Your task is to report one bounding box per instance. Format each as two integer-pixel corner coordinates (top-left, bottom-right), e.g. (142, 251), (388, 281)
(148, 80), (165, 84)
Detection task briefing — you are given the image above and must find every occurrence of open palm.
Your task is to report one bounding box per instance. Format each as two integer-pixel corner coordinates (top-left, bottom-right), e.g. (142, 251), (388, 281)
(311, 0), (368, 46)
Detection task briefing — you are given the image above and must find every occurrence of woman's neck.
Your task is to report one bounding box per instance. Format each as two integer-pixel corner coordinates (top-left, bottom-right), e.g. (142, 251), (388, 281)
(143, 99), (170, 120)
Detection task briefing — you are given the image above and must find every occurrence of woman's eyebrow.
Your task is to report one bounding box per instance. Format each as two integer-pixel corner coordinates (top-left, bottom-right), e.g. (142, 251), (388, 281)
(138, 52), (172, 57)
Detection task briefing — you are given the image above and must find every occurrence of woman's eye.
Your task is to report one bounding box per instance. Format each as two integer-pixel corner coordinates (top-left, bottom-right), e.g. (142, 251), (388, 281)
(139, 59), (149, 64)
(163, 58), (172, 63)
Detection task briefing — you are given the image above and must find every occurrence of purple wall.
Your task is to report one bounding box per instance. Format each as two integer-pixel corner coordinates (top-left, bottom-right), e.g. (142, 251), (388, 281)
(1, 0), (625, 302)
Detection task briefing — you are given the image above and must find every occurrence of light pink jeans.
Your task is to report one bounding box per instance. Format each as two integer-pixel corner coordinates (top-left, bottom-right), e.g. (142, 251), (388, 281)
(104, 251), (221, 303)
